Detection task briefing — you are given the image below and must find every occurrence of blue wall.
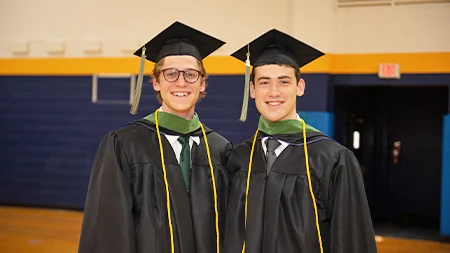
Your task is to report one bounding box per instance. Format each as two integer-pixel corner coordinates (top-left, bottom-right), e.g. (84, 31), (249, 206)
(0, 74), (330, 209)
(0, 76), (135, 208)
(297, 111), (334, 138)
(441, 114), (450, 236)
(297, 74), (332, 112)
(297, 74), (334, 137)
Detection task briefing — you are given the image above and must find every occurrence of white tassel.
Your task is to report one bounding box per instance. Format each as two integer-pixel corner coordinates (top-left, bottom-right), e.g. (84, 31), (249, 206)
(240, 45), (251, 122)
(130, 46), (146, 115)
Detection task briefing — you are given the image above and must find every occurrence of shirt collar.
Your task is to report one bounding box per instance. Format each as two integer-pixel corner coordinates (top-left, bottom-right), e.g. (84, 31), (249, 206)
(165, 134), (200, 145)
(260, 113), (300, 153)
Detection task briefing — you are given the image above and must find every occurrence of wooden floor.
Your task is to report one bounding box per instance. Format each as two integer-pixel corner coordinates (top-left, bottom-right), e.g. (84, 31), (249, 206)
(1, 206), (449, 253)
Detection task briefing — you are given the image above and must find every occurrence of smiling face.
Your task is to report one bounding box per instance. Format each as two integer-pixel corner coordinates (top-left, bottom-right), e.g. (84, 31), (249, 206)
(250, 64), (305, 122)
(152, 55), (206, 119)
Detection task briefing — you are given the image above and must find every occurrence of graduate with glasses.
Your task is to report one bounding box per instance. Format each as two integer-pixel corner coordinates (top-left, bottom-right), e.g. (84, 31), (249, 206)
(78, 21), (232, 253)
(224, 29), (377, 253)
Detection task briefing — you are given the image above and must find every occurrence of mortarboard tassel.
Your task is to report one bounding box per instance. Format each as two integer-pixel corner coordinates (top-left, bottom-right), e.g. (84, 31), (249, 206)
(239, 45), (250, 122)
(130, 46), (146, 115)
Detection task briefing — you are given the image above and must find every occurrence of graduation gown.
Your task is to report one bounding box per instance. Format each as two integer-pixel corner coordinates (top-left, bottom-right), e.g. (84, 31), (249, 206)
(224, 131), (377, 253)
(78, 119), (232, 253)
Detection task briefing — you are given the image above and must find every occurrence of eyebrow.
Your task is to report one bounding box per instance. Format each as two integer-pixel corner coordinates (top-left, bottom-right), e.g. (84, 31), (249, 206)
(164, 66), (199, 70)
(257, 76), (292, 81)
(257, 76), (271, 81)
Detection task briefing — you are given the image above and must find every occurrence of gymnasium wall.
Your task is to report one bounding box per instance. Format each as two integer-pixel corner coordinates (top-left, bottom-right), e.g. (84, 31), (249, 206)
(0, 0), (449, 234)
(3, 0), (449, 58)
(0, 0), (337, 57)
(0, 75), (258, 209)
(334, 4), (450, 53)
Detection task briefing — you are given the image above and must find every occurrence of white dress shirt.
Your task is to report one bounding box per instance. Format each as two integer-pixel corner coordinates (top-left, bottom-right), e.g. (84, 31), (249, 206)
(164, 134), (200, 163)
(159, 107), (200, 163)
(261, 114), (302, 158)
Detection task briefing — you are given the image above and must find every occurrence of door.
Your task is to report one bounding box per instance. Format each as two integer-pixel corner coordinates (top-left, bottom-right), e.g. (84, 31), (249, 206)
(334, 86), (448, 227)
(386, 87), (446, 226)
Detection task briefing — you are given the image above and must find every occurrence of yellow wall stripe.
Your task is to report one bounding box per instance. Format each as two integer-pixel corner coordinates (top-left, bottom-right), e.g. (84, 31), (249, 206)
(331, 52), (450, 74)
(0, 52), (449, 75)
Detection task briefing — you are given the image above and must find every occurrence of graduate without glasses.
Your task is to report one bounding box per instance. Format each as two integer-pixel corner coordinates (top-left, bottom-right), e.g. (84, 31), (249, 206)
(78, 21), (232, 253)
(224, 29), (378, 253)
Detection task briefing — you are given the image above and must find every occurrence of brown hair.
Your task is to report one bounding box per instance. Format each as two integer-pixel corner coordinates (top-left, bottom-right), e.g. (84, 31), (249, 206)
(150, 58), (208, 104)
(251, 64), (301, 84)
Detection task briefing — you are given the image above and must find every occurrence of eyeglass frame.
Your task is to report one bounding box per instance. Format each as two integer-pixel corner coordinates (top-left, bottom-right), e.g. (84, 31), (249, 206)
(160, 67), (205, 84)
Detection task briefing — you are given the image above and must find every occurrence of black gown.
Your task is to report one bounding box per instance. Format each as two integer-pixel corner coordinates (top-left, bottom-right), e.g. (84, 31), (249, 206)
(224, 131), (377, 253)
(78, 119), (232, 253)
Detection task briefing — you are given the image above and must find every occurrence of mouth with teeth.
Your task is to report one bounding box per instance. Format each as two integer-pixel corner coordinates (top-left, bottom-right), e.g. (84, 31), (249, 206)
(266, 101), (284, 107)
(171, 92), (191, 97)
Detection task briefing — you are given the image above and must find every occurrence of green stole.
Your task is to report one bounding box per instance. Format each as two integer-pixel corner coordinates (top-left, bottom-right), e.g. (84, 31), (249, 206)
(144, 110), (200, 189)
(257, 115), (319, 135)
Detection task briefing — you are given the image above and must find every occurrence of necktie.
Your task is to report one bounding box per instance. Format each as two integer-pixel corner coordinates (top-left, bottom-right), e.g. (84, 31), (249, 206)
(178, 136), (191, 189)
(265, 138), (281, 175)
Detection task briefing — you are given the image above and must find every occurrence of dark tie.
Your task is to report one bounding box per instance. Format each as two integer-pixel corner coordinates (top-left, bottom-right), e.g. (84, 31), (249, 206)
(265, 138), (281, 175)
(178, 136), (191, 189)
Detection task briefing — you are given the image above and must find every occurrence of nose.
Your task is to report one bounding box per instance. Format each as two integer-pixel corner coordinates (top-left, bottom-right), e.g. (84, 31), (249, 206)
(268, 83), (281, 97)
(174, 73), (188, 87)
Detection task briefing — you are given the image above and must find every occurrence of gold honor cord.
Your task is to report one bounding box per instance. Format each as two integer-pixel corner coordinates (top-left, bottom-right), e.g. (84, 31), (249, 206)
(154, 108), (220, 253)
(241, 118), (323, 253)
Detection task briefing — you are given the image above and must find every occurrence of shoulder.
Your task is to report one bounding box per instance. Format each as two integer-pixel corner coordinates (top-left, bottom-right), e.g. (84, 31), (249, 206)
(308, 133), (349, 158)
(118, 120), (150, 134)
(202, 125), (233, 163)
(94, 120), (157, 155)
(205, 128), (231, 148)
(231, 135), (255, 154)
(227, 135), (255, 168)
(306, 133), (359, 178)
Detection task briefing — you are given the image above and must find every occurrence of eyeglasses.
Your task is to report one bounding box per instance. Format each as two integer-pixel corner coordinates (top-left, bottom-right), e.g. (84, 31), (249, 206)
(161, 68), (204, 84)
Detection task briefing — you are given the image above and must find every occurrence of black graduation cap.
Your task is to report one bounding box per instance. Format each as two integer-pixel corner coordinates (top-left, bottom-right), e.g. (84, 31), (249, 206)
(130, 21), (225, 115)
(134, 21), (225, 63)
(230, 29), (324, 121)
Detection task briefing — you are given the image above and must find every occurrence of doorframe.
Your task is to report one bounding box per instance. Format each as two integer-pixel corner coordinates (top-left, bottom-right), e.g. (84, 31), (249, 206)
(330, 73), (450, 236)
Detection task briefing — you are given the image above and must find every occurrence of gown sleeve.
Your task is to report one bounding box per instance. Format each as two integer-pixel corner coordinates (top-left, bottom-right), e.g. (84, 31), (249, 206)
(324, 148), (378, 253)
(225, 146), (245, 190)
(78, 132), (136, 253)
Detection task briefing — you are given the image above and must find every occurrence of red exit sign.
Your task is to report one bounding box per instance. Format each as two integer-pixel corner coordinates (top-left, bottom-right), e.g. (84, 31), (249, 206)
(378, 63), (401, 79)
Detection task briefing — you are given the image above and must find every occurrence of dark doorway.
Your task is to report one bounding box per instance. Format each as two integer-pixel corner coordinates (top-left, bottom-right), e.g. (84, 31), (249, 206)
(334, 86), (448, 239)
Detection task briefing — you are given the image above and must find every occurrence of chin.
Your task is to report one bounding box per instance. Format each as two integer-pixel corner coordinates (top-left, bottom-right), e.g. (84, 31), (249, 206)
(260, 113), (284, 122)
(256, 106), (285, 122)
(170, 103), (196, 113)
(260, 108), (297, 122)
(166, 97), (198, 112)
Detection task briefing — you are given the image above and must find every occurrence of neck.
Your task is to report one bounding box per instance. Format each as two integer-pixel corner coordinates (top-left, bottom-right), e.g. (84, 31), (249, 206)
(161, 103), (195, 120)
(265, 111), (298, 122)
(285, 111), (298, 120)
